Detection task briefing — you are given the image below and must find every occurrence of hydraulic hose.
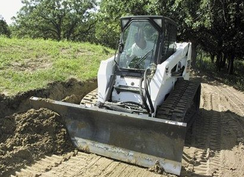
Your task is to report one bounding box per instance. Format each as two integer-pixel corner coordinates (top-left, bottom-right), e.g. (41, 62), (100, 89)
(139, 77), (150, 114)
(144, 68), (155, 114)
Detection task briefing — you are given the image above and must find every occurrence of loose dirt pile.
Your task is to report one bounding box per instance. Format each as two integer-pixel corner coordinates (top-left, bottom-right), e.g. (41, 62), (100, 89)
(0, 108), (74, 177)
(0, 78), (97, 118)
(0, 78), (97, 177)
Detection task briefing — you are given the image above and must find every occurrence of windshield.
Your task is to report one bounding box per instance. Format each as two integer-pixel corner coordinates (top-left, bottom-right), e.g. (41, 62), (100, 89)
(118, 21), (159, 70)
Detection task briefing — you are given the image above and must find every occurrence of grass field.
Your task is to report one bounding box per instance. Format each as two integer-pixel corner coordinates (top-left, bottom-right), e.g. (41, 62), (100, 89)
(1, 36), (243, 95)
(0, 37), (113, 95)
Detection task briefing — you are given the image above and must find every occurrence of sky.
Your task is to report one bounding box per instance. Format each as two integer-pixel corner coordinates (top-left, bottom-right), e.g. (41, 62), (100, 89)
(0, 0), (23, 24)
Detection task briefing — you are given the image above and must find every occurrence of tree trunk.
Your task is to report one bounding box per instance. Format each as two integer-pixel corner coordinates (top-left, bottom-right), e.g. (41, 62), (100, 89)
(221, 54), (227, 69)
(191, 41), (197, 68)
(216, 52), (222, 71)
(210, 54), (215, 63)
(216, 38), (223, 71)
(228, 53), (234, 75)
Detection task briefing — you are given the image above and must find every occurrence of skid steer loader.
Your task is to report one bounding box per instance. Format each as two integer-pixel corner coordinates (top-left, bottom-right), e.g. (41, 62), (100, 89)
(30, 16), (201, 175)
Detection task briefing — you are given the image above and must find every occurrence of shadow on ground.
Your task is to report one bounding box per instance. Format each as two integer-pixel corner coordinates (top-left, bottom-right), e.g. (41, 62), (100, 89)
(181, 108), (244, 177)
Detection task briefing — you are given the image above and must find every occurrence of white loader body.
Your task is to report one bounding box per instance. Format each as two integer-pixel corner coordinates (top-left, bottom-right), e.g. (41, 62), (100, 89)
(30, 16), (201, 176)
(98, 42), (192, 116)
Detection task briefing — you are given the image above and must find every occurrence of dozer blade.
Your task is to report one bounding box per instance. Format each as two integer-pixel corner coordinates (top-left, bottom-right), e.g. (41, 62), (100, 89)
(30, 97), (187, 175)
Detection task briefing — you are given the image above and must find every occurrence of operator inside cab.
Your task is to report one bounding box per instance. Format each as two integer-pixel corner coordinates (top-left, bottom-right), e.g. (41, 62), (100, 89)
(127, 29), (154, 69)
(118, 21), (158, 70)
(129, 29), (154, 59)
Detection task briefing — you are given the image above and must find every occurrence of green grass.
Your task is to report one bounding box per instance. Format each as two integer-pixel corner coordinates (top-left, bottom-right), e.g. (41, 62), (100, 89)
(195, 54), (244, 91)
(0, 37), (114, 95)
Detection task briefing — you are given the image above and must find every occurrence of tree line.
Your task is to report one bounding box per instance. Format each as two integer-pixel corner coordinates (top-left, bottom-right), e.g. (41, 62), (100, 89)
(0, 0), (243, 74)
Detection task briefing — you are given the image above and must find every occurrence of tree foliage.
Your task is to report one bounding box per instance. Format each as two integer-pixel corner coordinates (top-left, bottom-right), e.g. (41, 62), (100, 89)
(12, 0), (96, 41)
(10, 0), (244, 74)
(0, 16), (11, 37)
(95, 0), (244, 74)
(195, 0), (244, 74)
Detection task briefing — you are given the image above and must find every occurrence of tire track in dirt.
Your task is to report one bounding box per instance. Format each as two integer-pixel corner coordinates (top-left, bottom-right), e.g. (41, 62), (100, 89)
(216, 85), (244, 177)
(182, 83), (244, 177)
(215, 85), (244, 116)
(12, 151), (165, 177)
(208, 91), (222, 177)
(218, 104), (244, 177)
(225, 86), (244, 109)
(217, 90), (244, 143)
(215, 85), (244, 144)
(183, 83), (244, 177)
(183, 84), (222, 176)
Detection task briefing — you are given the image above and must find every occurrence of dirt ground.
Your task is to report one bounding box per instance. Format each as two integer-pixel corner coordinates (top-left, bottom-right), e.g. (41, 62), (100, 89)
(0, 76), (244, 177)
(0, 108), (74, 176)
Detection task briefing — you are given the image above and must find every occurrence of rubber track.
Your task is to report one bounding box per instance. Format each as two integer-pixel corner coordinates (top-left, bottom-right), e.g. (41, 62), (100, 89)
(156, 79), (200, 123)
(80, 89), (98, 106)
(80, 80), (201, 124)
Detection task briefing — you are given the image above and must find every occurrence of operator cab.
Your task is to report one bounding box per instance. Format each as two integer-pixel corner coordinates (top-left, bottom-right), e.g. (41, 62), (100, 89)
(117, 16), (177, 72)
(118, 20), (158, 70)
(106, 16), (178, 114)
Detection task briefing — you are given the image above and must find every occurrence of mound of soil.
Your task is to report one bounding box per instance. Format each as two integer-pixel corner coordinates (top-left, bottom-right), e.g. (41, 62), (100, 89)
(0, 78), (97, 118)
(0, 108), (74, 177)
